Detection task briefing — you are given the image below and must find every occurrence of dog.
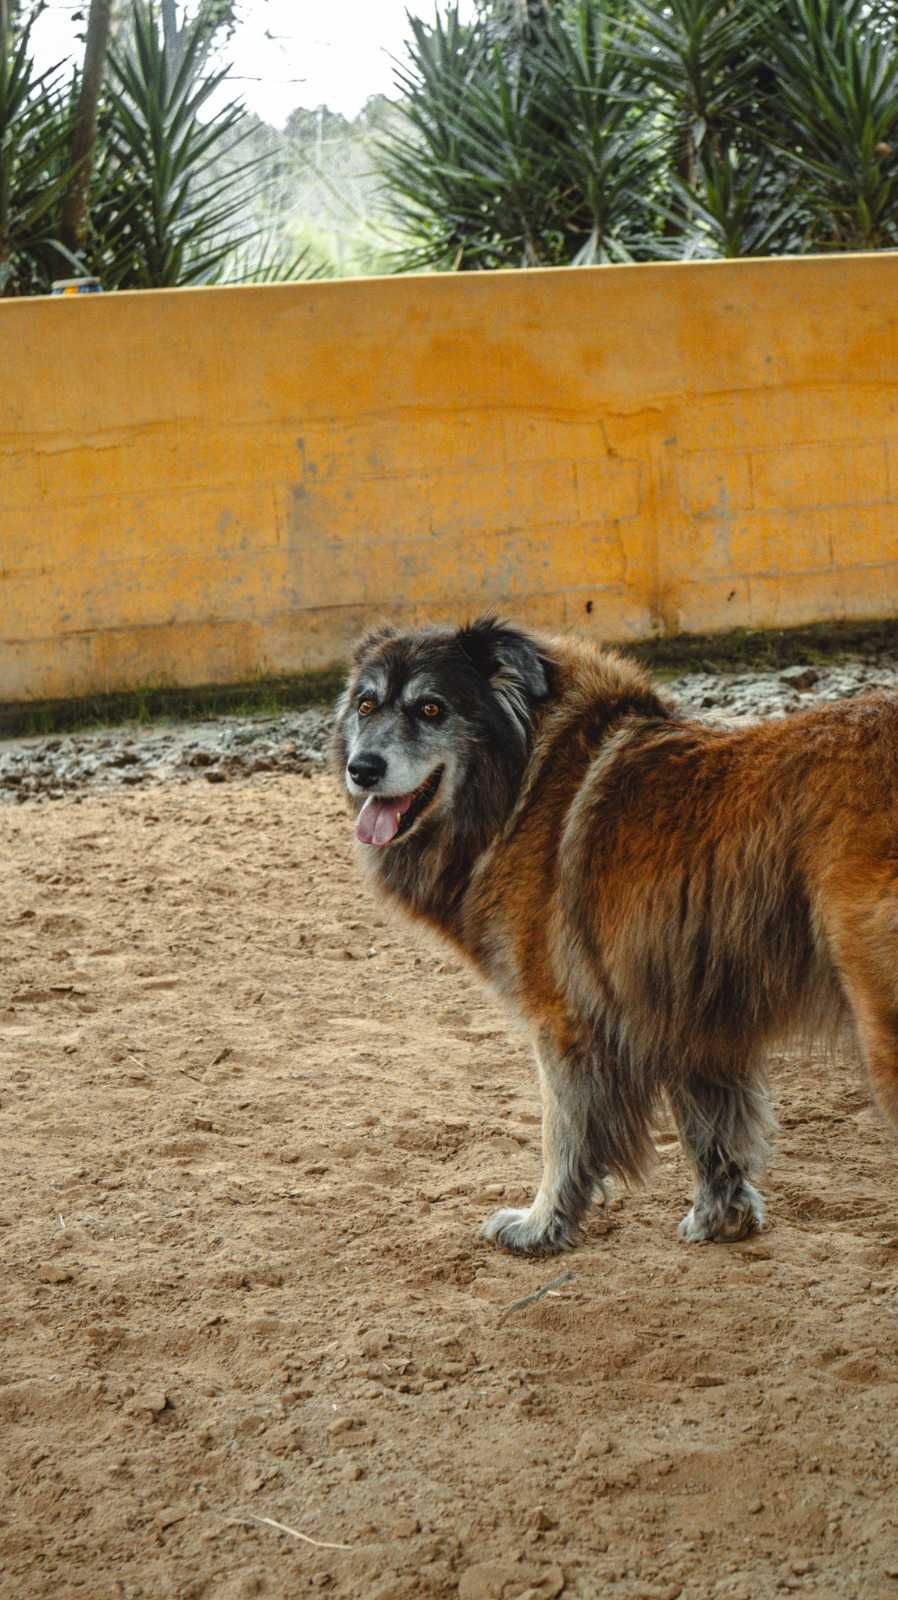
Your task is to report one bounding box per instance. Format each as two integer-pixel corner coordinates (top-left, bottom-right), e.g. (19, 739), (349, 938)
(332, 615), (898, 1254)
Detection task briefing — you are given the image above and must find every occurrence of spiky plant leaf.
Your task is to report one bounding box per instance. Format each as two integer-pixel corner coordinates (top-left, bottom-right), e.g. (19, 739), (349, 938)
(762, 0), (898, 250)
(0, 22), (83, 294)
(88, 2), (274, 287)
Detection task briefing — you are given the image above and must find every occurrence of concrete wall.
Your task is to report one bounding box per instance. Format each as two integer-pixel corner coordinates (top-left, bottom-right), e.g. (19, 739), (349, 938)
(2, 254), (898, 704)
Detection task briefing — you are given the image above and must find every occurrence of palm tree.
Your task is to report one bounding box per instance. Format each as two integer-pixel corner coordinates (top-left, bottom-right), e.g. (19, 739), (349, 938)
(59, 0), (113, 262)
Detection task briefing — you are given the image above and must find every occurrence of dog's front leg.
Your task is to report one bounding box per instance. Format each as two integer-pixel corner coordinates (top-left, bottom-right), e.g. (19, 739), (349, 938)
(482, 1037), (600, 1255)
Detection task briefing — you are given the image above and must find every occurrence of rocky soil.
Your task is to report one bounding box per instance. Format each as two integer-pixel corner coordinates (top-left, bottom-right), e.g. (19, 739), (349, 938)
(0, 709), (331, 804)
(4, 654), (898, 804)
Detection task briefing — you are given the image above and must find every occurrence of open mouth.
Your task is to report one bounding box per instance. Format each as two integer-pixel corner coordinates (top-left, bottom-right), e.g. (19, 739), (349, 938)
(355, 766), (444, 848)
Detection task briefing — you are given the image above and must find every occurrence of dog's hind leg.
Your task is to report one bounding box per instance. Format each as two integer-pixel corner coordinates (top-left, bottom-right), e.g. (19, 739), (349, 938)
(835, 966), (898, 1133)
(824, 883), (898, 1133)
(482, 1035), (656, 1255)
(671, 1070), (775, 1244)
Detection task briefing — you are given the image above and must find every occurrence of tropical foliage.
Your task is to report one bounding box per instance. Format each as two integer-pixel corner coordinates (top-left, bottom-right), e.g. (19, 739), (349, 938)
(5, 0), (898, 292)
(378, 0), (898, 269)
(0, 25), (80, 292)
(0, 0), (318, 294)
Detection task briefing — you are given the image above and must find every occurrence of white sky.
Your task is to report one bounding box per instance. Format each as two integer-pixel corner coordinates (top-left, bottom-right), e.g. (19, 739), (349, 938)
(31, 1), (478, 127)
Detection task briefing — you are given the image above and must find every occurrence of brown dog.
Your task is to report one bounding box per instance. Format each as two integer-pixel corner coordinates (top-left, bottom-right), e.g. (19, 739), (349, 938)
(333, 616), (898, 1254)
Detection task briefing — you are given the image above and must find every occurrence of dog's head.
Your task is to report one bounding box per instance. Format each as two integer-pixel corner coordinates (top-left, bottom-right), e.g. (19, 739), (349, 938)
(332, 616), (553, 853)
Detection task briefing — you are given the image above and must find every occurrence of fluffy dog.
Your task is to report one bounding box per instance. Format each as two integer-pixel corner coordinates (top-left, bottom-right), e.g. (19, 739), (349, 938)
(332, 616), (898, 1254)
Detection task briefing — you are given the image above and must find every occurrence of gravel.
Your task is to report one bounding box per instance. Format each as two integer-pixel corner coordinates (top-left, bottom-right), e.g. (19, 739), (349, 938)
(0, 707), (331, 804)
(3, 653), (898, 805)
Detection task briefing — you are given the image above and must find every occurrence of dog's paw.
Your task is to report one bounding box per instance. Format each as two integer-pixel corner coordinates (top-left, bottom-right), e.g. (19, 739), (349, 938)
(678, 1182), (765, 1244)
(481, 1205), (578, 1256)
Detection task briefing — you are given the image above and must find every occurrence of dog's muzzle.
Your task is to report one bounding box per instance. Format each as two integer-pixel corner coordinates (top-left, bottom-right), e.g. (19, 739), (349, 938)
(346, 752), (387, 790)
(353, 766), (444, 848)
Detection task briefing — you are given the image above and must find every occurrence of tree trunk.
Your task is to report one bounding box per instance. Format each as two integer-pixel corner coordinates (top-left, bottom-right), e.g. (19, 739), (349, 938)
(58, 0), (112, 261)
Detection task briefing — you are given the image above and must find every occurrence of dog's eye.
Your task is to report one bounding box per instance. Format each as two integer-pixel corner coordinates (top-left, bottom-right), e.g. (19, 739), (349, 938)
(418, 701), (443, 720)
(357, 697), (377, 717)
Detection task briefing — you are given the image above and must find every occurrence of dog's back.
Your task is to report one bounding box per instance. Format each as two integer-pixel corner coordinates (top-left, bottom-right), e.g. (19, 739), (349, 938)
(475, 664), (898, 1051)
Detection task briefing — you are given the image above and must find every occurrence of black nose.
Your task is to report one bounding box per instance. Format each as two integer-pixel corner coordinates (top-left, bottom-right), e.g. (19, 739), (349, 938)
(347, 752), (386, 789)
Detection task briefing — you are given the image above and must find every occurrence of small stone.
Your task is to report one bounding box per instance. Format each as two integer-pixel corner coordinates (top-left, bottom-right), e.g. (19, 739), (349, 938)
(204, 769), (227, 784)
(528, 1507), (557, 1532)
(327, 1415), (359, 1437)
(128, 1389), (169, 1416)
(575, 1427), (614, 1462)
(459, 1562), (523, 1600)
(748, 1498), (764, 1514)
(156, 1506), (187, 1529)
(390, 1516), (420, 1538)
(458, 1562), (563, 1600)
(780, 666), (819, 691)
(37, 1264), (73, 1284)
(519, 1568), (564, 1600)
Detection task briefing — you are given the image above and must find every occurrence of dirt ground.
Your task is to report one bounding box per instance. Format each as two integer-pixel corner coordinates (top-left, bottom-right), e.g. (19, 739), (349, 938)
(1, 768), (896, 1600)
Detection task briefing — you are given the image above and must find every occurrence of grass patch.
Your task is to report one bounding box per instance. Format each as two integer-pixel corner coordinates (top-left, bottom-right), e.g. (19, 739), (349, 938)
(3, 617), (897, 741)
(625, 617), (898, 676)
(0, 666), (346, 741)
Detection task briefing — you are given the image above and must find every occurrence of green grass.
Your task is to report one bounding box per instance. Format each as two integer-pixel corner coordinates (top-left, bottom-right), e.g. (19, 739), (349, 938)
(626, 618), (898, 676)
(0, 666), (346, 741)
(3, 618), (897, 741)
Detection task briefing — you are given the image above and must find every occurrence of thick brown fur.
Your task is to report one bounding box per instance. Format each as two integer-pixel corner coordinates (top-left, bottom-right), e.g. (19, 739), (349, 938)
(334, 619), (898, 1254)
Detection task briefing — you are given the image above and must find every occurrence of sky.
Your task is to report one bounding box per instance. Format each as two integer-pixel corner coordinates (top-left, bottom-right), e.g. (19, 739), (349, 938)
(31, 0), (478, 127)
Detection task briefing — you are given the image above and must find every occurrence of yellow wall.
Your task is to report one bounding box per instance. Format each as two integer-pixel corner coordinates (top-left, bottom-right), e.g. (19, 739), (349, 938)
(2, 254), (898, 704)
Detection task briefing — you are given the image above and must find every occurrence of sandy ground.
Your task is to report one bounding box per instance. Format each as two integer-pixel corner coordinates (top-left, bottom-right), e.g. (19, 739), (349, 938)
(1, 766), (897, 1600)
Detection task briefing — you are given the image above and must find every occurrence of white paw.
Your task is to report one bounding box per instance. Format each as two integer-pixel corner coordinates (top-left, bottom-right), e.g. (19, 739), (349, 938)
(481, 1205), (576, 1256)
(677, 1204), (710, 1244)
(678, 1183), (765, 1244)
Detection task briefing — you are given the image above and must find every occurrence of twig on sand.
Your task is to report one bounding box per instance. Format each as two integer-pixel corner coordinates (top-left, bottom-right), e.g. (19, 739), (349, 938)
(498, 1267), (576, 1322)
(229, 1512), (352, 1551)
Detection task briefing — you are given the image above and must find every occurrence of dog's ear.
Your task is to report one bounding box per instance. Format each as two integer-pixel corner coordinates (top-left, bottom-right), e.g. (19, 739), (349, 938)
(352, 622), (397, 666)
(457, 615), (551, 701)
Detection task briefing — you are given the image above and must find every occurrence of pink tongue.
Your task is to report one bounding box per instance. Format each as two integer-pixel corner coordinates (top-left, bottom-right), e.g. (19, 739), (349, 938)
(356, 793), (414, 847)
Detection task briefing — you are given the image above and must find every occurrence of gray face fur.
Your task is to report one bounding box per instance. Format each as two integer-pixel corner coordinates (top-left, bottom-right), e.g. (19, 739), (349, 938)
(343, 665), (464, 811)
(335, 619), (553, 858)
(333, 618), (554, 880)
